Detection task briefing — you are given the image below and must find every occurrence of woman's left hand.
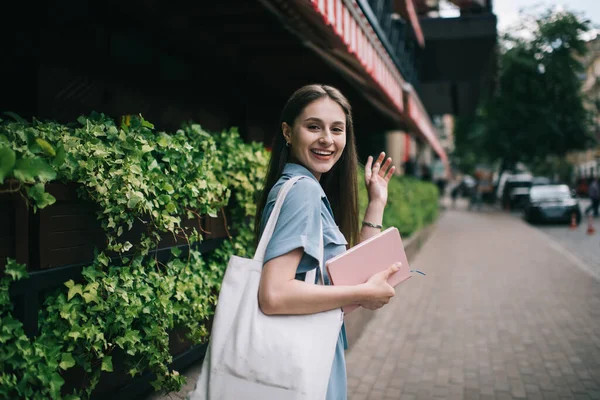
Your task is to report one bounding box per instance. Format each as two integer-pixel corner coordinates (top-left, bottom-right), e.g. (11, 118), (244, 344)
(364, 152), (395, 207)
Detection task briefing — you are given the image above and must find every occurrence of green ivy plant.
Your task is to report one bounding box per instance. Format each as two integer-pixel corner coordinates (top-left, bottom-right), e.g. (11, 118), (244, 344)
(358, 168), (439, 237)
(0, 113), (63, 210)
(0, 113), (269, 398)
(0, 111), (436, 399)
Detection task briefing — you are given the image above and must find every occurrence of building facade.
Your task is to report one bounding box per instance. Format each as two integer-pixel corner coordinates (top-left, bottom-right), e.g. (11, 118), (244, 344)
(568, 37), (600, 181)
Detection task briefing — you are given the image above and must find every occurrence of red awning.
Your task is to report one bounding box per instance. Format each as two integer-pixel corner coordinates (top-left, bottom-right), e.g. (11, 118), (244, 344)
(306, 0), (446, 163)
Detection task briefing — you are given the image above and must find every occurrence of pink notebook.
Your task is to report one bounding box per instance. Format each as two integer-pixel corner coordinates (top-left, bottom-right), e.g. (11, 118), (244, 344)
(326, 227), (411, 314)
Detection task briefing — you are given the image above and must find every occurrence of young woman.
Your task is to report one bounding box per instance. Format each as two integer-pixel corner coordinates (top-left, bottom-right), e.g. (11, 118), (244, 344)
(254, 84), (400, 399)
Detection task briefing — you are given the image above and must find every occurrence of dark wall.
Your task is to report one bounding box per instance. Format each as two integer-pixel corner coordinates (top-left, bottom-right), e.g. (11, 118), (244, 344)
(1, 0), (398, 155)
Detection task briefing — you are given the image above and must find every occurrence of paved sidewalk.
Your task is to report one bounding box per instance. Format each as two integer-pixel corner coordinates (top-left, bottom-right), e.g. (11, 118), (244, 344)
(346, 206), (600, 400)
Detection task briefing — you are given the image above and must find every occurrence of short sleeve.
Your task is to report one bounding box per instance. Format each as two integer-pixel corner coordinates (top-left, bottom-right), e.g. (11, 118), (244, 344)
(262, 178), (322, 270)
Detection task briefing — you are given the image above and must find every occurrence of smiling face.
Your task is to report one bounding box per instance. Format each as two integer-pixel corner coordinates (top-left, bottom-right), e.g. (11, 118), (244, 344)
(282, 97), (347, 181)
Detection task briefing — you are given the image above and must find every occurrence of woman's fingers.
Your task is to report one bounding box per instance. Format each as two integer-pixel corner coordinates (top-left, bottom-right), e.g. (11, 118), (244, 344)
(372, 159), (381, 177)
(385, 165), (396, 182)
(367, 153), (395, 184)
(380, 157), (392, 177)
(364, 155), (373, 183)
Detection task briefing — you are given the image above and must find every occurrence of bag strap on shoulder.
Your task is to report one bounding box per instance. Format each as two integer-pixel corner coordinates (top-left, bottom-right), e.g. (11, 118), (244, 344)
(253, 176), (325, 285)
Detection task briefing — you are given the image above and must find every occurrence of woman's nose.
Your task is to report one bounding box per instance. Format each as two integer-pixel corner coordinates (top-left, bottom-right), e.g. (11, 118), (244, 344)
(319, 129), (333, 144)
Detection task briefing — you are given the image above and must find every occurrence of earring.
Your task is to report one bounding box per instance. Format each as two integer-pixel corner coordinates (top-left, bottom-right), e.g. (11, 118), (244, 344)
(285, 141), (290, 147)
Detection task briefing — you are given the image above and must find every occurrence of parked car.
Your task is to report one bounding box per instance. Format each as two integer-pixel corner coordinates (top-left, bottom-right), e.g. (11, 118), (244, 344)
(523, 185), (581, 225)
(502, 174), (533, 209)
(532, 176), (551, 186)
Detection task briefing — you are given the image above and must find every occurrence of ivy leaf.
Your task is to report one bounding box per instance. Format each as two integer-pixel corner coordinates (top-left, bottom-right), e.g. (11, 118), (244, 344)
(140, 118), (154, 129)
(97, 253), (110, 267)
(171, 247), (181, 257)
(162, 183), (175, 194)
(0, 146), (16, 184)
(35, 138), (56, 157)
(82, 292), (99, 304)
(49, 372), (65, 398)
(157, 133), (171, 147)
(82, 266), (103, 281)
(101, 355), (113, 372)
(165, 202), (177, 214)
(13, 158), (56, 183)
(52, 145), (66, 167)
(4, 259), (28, 281)
(68, 330), (82, 341)
(59, 353), (76, 370)
(26, 183), (57, 209)
(67, 283), (83, 301)
(127, 192), (143, 209)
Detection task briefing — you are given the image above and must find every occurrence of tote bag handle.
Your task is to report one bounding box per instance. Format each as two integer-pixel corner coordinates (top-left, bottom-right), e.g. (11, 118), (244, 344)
(253, 176), (324, 285)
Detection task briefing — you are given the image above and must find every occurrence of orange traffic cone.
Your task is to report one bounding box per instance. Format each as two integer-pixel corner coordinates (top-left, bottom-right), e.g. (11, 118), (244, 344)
(587, 215), (595, 235)
(570, 213), (578, 230)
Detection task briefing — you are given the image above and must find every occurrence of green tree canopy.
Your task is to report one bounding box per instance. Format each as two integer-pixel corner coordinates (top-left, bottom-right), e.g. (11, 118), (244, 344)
(454, 9), (594, 173)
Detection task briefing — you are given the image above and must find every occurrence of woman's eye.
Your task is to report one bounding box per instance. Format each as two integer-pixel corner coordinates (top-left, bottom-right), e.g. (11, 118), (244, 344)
(308, 125), (320, 130)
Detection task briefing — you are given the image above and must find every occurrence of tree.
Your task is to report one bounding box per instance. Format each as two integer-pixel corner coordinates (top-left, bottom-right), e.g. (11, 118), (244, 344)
(454, 9), (594, 174)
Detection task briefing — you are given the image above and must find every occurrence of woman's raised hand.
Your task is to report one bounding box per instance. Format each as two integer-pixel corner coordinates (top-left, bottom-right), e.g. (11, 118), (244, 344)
(358, 262), (400, 310)
(364, 152), (395, 207)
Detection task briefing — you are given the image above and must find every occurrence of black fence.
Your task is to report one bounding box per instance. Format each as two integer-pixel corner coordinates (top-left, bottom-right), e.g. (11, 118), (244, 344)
(358, 0), (421, 89)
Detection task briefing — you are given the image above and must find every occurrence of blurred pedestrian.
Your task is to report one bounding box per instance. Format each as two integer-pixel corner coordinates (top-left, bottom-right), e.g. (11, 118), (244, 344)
(584, 177), (599, 217)
(468, 179), (483, 211)
(450, 182), (461, 208)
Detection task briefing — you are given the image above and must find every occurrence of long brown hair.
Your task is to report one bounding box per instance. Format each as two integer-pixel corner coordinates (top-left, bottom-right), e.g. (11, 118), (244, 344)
(254, 84), (359, 247)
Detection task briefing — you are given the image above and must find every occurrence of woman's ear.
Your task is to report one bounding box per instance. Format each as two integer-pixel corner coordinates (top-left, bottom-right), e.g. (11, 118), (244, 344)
(282, 122), (292, 144)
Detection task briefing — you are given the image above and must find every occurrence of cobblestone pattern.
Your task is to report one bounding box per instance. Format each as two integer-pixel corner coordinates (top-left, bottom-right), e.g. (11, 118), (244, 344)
(346, 208), (600, 400)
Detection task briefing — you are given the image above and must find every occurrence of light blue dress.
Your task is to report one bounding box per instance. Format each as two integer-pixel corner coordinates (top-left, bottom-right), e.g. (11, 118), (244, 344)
(260, 163), (349, 400)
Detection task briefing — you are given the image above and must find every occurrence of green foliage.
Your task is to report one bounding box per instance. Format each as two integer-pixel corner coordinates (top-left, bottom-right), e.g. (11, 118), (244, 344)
(0, 111), (435, 398)
(454, 9), (594, 169)
(358, 169), (439, 237)
(0, 113), (269, 398)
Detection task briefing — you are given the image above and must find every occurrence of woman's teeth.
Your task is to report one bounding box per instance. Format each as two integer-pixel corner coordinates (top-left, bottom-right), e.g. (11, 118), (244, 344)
(311, 150), (334, 156)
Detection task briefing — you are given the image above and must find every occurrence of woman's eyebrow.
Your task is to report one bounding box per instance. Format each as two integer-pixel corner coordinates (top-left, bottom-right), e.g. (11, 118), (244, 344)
(303, 117), (345, 125)
(303, 117), (323, 122)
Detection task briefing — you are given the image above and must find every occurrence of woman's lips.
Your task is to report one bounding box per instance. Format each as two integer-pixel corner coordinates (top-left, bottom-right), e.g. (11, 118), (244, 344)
(310, 149), (334, 161)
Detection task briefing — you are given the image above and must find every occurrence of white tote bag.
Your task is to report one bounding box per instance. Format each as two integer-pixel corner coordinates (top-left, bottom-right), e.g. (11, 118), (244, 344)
(188, 176), (343, 400)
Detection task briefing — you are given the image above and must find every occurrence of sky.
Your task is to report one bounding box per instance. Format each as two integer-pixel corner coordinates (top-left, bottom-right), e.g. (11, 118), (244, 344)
(493, 0), (600, 34)
(439, 0), (599, 38)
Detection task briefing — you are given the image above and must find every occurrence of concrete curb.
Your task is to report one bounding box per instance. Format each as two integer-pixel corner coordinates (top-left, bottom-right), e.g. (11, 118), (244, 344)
(343, 221), (438, 349)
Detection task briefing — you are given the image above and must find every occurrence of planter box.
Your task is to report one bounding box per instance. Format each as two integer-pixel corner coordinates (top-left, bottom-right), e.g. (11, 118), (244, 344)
(0, 184), (29, 271)
(0, 182), (230, 271)
(4, 180), (230, 397)
(59, 325), (209, 399)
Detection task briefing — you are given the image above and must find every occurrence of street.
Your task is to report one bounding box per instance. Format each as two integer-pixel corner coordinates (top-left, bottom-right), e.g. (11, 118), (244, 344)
(532, 199), (600, 282)
(346, 201), (600, 400)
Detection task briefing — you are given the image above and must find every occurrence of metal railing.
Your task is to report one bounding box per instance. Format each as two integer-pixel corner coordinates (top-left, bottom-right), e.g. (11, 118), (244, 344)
(357, 0), (421, 88)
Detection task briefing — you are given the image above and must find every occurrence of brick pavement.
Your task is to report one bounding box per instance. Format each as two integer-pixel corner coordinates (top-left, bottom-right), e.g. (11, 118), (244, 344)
(346, 205), (600, 400)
